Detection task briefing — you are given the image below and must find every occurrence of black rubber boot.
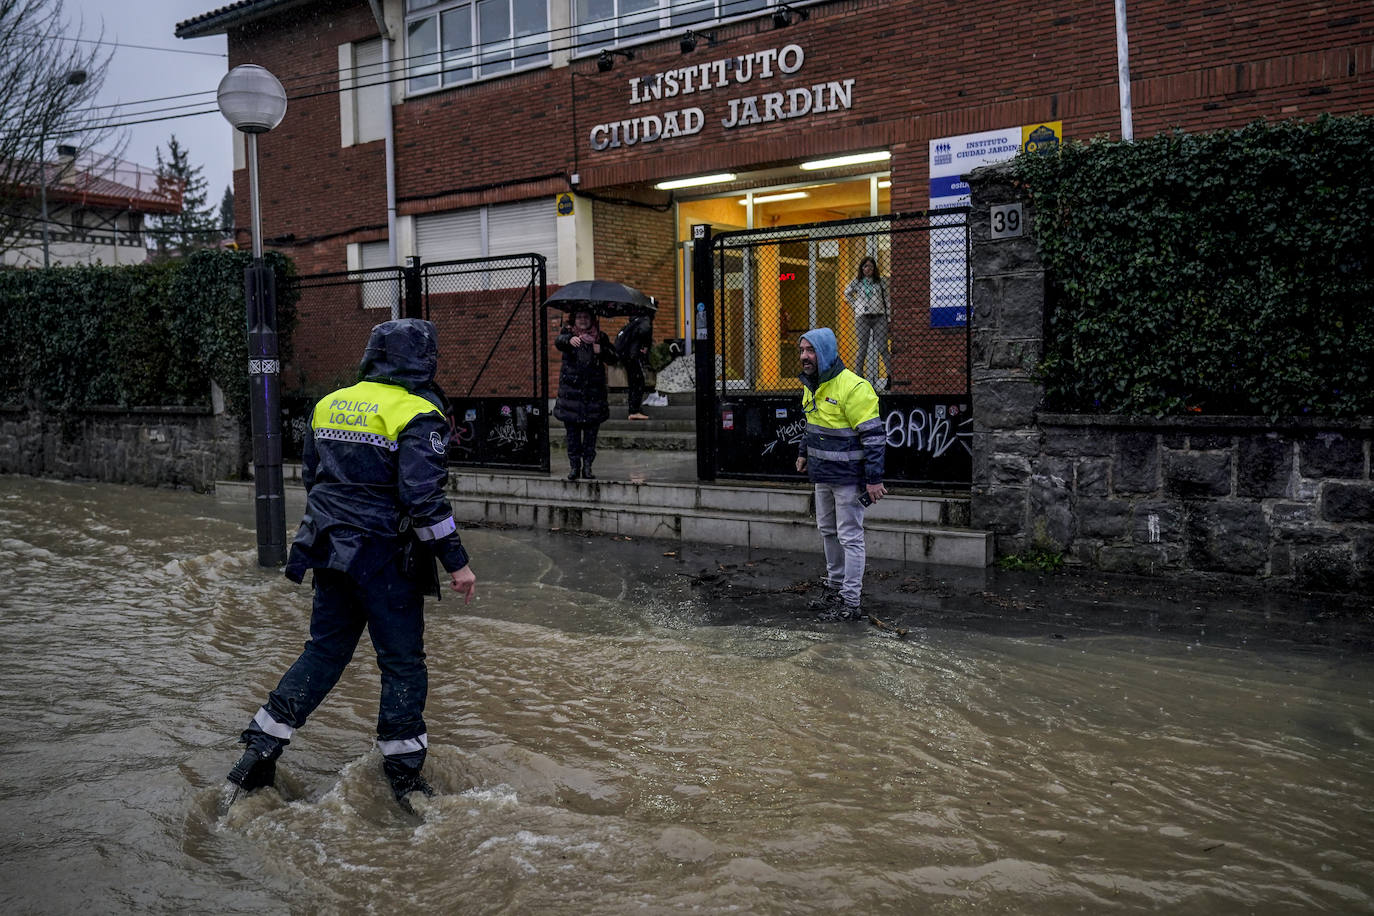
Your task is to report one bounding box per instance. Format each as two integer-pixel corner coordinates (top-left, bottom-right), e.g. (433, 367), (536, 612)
(384, 757), (435, 814)
(227, 746), (278, 800)
(567, 459), (581, 480)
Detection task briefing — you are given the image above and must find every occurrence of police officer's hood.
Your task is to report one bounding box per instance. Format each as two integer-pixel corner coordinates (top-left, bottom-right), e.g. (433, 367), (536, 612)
(800, 327), (843, 388)
(359, 319), (440, 395)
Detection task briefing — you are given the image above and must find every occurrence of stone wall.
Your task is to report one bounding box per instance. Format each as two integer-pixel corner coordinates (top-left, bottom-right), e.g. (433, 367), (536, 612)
(0, 406), (243, 493)
(967, 164), (1373, 591)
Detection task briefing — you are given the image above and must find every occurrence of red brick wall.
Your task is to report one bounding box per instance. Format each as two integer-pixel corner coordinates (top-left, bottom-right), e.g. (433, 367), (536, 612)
(227, 0), (1373, 387)
(229, 3), (388, 276)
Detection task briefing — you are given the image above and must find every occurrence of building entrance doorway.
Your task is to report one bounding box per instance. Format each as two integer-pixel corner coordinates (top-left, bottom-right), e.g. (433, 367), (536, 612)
(673, 173), (889, 354)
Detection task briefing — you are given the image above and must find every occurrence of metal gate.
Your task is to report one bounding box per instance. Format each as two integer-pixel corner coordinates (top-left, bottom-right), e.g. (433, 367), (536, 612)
(692, 211), (973, 487)
(420, 254), (548, 472)
(286, 255), (548, 472)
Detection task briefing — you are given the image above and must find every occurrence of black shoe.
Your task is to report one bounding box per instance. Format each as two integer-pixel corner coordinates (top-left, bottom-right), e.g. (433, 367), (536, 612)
(567, 461), (581, 480)
(390, 771), (436, 814)
(581, 461), (596, 480)
(807, 591), (842, 613)
(839, 602), (864, 621)
(227, 747), (276, 797)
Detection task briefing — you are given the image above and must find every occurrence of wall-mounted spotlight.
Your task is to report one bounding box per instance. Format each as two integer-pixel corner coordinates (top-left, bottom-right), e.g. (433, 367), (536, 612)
(597, 48), (635, 72)
(680, 29), (717, 54)
(772, 3), (810, 28)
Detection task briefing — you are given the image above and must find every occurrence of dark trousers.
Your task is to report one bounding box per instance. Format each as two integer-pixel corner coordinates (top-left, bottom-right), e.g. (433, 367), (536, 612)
(564, 421), (600, 462)
(625, 358), (646, 413)
(249, 565), (428, 760)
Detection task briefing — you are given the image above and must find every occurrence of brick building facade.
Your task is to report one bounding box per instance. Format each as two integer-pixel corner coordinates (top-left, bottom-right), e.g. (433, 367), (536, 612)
(178, 0), (1373, 390)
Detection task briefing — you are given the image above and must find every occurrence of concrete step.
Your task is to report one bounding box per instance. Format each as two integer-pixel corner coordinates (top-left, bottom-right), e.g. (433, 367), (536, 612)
(258, 460), (992, 568)
(446, 470), (990, 567)
(599, 417), (695, 433)
(553, 428), (696, 450)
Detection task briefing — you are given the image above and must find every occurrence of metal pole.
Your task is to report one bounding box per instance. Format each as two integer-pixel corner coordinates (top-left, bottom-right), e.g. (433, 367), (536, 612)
(1115, 0), (1134, 141)
(244, 131), (286, 566)
(247, 133), (263, 259)
(40, 130), (50, 268)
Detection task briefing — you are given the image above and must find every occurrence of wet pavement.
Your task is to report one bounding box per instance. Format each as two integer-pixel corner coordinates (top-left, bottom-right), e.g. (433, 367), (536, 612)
(513, 449), (1374, 654)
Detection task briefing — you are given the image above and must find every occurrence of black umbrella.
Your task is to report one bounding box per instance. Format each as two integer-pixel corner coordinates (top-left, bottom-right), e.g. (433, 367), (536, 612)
(546, 279), (655, 317)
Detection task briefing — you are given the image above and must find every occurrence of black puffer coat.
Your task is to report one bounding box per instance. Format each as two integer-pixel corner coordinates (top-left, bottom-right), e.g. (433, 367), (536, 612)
(553, 326), (617, 424)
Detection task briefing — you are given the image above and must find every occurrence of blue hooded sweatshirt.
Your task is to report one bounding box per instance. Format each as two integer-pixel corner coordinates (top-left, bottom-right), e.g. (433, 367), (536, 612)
(798, 327), (885, 486)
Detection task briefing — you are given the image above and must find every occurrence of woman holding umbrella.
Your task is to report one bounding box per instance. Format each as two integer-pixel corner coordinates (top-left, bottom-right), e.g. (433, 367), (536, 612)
(554, 308), (618, 480)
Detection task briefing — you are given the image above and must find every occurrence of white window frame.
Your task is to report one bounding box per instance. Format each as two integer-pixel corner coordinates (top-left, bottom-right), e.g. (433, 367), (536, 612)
(404, 0), (551, 95)
(339, 38), (389, 147)
(571, 0), (781, 58)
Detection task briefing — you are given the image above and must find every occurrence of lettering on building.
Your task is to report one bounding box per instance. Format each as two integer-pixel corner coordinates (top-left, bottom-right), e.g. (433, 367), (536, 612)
(588, 44), (857, 151)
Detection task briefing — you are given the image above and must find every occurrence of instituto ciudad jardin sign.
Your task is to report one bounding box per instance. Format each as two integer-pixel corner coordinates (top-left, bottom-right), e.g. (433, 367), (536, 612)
(588, 44), (855, 151)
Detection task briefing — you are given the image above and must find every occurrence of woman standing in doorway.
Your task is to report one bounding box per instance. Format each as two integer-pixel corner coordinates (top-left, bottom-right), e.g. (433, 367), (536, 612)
(554, 309), (617, 480)
(843, 256), (890, 389)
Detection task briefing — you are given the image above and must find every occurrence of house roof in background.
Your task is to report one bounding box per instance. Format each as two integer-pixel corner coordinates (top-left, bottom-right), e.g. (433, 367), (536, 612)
(16, 157), (184, 215)
(175, 0), (318, 39)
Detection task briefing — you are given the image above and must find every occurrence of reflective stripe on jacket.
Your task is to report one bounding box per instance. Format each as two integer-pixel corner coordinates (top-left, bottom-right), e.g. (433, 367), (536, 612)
(285, 379), (469, 583)
(799, 368), (886, 485)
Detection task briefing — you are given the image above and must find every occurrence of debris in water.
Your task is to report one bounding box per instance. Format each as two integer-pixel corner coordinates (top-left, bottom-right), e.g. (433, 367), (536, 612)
(867, 614), (908, 638)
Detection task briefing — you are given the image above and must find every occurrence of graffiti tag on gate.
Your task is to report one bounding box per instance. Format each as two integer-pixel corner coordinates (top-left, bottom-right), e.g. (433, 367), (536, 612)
(885, 405), (972, 457)
(487, 418), (529, 449)
(761, 417), (806, 455)
(450, 421), (478, 458)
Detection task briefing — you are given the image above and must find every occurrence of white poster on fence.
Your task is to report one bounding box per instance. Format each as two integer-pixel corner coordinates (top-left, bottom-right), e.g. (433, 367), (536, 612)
(928, 122), (1061, 327)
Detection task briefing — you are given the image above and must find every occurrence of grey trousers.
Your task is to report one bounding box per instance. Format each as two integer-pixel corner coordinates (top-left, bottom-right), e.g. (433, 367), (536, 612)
(854, 314), (890, 384)
(814, 482), (868, 607)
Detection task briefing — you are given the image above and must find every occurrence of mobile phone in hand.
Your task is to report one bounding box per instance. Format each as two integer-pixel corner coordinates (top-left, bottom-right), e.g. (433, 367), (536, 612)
(859, 490), (873, 507)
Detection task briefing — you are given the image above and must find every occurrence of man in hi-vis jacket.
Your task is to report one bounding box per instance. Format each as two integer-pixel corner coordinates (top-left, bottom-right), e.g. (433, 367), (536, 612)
(227, 318), (476, 812)
(795, 327), (888, 621)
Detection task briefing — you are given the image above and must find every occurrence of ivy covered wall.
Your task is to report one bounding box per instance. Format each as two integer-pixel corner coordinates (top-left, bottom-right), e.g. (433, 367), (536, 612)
(1013, 115), (1373, 419)
(0, 249), (298, 422)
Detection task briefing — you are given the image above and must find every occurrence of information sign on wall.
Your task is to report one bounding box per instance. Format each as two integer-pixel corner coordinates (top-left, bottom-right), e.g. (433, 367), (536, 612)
(927, 122), (1061, 327)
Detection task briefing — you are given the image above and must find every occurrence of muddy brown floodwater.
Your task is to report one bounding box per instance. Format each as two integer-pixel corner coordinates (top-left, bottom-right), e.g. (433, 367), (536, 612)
(0, 476), (1371, 914)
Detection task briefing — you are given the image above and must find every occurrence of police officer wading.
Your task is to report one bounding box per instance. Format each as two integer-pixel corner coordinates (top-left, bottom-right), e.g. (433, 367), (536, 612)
(227, 319), (476, 812)
(795, 328), (888, 621)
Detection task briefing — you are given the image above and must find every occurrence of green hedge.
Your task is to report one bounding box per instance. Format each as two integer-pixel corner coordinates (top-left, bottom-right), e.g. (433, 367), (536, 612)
(0, 249), (297, 420)
(1014, 115), (1374, 418)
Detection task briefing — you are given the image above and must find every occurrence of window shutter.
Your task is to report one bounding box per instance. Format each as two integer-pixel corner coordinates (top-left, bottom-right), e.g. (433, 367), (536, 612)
(360, 239), (391, 269)
(355, 39), (388, 144)
(487, 198), (556, 277)
(416, 208), (483, 261)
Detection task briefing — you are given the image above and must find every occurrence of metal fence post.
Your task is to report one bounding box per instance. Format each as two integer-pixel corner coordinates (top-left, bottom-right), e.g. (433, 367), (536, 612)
(404, 255), (423, 319)
(692, 225), (716, 481)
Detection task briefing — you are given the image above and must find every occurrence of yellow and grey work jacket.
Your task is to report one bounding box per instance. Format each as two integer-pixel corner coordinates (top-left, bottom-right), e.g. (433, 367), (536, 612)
(798, 368), (886, 486)
(284, 378), (468, 584)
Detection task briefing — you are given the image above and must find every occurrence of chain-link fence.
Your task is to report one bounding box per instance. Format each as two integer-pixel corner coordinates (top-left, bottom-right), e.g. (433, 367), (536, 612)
(707, 212), (973, 486)
(284, 266), (405, 461)
(421, 254), (548, 470)
(713, 212), (969, 396)
(284, 256), (548, 470)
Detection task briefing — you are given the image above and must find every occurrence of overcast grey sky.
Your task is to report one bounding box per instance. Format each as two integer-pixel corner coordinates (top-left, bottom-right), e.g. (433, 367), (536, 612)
(65, 0), (232, 208)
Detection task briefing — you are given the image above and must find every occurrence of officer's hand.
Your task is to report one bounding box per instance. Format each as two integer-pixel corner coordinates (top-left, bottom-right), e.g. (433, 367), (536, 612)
(866, 483), (888, 503)
(795, 457), (807, 473)
(450, 565), (476, 604)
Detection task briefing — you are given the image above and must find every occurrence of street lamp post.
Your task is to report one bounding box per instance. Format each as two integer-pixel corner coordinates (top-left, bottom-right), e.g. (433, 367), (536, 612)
(40, 68), (87, 268)
(217, 64), (289, 567)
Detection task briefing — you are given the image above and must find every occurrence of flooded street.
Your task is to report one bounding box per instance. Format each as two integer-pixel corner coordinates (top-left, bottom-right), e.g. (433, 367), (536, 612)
(1, 476), (1371, 914)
